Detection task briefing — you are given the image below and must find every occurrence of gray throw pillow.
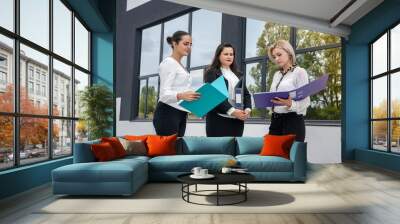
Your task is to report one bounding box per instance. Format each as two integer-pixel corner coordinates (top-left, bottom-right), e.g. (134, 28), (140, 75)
(118, 138), (147, 156)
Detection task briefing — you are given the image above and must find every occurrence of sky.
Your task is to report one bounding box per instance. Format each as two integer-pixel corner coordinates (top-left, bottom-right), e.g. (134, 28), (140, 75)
(0, 0), (89, 72)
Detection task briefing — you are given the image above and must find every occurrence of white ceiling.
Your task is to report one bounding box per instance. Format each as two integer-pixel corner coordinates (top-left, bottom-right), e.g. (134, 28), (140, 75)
(164, 0), (384, 37)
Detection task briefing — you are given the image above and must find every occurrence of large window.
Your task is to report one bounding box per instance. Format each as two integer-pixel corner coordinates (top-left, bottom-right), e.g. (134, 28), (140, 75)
(137, 11), (341, 122)
(244, 19), (341, 120)
(371, 23), (400, 153)
(138, 9), (222, 119)
(0, 0), (91, 170)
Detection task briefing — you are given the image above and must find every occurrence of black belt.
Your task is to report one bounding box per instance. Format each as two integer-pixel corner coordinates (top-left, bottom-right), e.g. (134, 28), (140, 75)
(271, 112), (302, 119)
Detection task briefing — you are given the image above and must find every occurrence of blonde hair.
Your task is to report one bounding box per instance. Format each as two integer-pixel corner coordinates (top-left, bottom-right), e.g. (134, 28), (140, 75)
(267, 40), (296, 65)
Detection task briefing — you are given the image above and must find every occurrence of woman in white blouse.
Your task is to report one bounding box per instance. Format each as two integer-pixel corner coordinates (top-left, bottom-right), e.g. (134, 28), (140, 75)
(204, 43), (252, 137)
(153, 31), (200, 137)
(267, 40), (310, 142)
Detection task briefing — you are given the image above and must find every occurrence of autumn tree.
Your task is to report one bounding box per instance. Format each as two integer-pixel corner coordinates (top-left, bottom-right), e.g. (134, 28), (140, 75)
(0, 84), (59, 152)
(372, 99), (400, 144)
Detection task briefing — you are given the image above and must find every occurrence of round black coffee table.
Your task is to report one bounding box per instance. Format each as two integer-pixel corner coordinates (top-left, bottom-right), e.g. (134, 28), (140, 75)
(177, 173), (255, 206)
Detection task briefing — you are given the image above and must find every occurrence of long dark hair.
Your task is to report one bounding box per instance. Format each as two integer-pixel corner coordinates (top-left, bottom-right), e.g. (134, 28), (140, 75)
(166, 30), (190, 49)
(205, 43), (241, 78)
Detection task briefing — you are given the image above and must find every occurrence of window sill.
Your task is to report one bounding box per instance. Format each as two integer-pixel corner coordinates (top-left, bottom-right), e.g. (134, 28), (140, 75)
(132, 118), (341, 126)
(0, 156), (72, 175)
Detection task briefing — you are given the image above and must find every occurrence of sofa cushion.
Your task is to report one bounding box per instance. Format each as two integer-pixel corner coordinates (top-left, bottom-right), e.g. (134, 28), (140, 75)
(236, 137), (263, 155)
(118, 138), (147, 156)
(147, 134), (177, 157)
(178, 137), (235, 155)
(91, 142), (118, 161)
(260, 134), (296, 159)
(52, 158), (147, 183)
(148, 154), (235, 172)
(101, 137), (127, 158)
(74, 139), (100, 163)
(236, 155), (293, 172)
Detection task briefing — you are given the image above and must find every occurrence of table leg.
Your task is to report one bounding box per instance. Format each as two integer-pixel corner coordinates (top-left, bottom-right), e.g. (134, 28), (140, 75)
(245, 183), (247, 201)
(217, 184), (219, 206)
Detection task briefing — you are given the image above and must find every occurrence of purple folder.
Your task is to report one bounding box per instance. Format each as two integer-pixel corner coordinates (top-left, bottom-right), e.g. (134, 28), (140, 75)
(253, 74), (329, 108)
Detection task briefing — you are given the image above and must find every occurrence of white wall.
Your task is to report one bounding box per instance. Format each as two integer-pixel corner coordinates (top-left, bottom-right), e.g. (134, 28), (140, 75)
(116, 98), (341, 164)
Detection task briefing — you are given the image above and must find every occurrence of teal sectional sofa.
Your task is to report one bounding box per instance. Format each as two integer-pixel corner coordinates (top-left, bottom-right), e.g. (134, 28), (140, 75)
(52, 137), (307, 196)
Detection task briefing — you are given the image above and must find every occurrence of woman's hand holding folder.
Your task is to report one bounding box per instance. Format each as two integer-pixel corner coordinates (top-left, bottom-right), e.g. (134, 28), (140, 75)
(177, 91), (200, 101)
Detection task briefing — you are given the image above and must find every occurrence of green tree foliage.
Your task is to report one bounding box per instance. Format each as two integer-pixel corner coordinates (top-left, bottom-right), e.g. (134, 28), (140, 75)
(79, 84), (113, 140)
(248, 23), (342, 120)
(139, 85), (147, 118)
(139, 84), (158, 118)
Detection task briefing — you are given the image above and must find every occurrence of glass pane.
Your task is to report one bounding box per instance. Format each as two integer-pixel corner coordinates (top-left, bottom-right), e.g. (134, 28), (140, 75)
(0, 116), (13, 170)
(266, 60), (279, 91)
(20, 117), (49, 165)
(391, 120), (400, 153)
(0, 0), (14, 31)
(296, 29), (340, 49)
(53, 59), (72, 117)
(187, 69), (204, 119)
(74, 69), (89, 118)
(0, 34), (14, 113)
(75, 17), (89, 70)
(246, 20), (290, 59)
(138, 79), (147, 118)
(20, 0), (49, 49)
(189, 69), (203, 91)
(265, 23), (290, 48)
(246, 62), (265, 118)
(75, 120), (88, 143)
(391, 72), (400, 118)
(53, 119), (72, 158)
(372, 121), (388, 151)
(140, 25), (161, 76)
(146, 76), (159, 119)
(372, 33), (387, 76)
(372, 76), (387, 119)
(20, 44), (49, 115)
(53, 0), (72, 60)
(163, 14), (189, 66)
(391, 24), (400, 70)
(191, 9), (221, 68)
(246, 18), (266, 58)
(296, 48), (342, 120)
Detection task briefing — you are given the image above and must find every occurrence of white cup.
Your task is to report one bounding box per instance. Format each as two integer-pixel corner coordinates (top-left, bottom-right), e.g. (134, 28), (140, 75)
(200, 169), (208, 176)
(221, 167), (232, 174)
(191, 167), (202, 176)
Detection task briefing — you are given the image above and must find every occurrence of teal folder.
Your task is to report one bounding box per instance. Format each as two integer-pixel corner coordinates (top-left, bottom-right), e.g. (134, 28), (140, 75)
(179, 76), (228, 117)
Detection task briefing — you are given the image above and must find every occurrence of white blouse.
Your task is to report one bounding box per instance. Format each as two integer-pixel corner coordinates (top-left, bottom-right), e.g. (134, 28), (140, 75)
(218, 67), (251, 118)
(269, 66), (310, 115)
(221, 67), (239, 105)
(158, 57), (192, 112)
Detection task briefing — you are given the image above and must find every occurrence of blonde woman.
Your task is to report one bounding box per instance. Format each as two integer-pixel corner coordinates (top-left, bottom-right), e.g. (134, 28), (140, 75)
(267, 40), (310, 142)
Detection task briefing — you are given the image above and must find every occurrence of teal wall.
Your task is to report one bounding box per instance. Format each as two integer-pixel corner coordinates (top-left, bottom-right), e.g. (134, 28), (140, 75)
(92, 32), (115, 135)
(0, 158), (72, 199)
(344, 0), (400, 171)
(0, 0), (115, 200)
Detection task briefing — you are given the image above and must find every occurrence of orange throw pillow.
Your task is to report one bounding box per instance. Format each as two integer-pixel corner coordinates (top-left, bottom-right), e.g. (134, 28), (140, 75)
(91, 142), (117, 161)
(259, 134), (296, 159)
(124, 135), (151, 142)
(146, 134), (177, 157)
(101, 137), (127, 158)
